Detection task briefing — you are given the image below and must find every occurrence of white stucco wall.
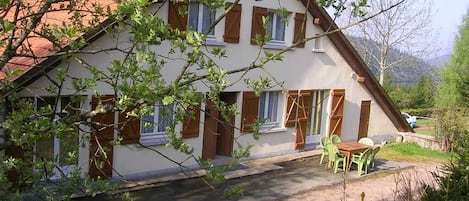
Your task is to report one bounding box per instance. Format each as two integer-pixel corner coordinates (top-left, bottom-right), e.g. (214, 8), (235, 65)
(17, 0), (400, 177)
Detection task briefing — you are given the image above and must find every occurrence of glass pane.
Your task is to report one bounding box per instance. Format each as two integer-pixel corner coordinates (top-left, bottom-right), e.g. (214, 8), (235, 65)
(267, 13), (274, 38)
(267, 92), (278, 122)
(275, 15), (285, 41)
(258, 92), (267, 119)
(202, 4), (215, 35)
(188, 2), (199, 31)
(37, 97), (56, 112)
(141, 105), (155, 134)
(141, 114), (155, 134)
(36, 136), (54, 162)
(59, 134), (78, 166)
(158, 104), (174, 132)
(313, 91), (324, 134)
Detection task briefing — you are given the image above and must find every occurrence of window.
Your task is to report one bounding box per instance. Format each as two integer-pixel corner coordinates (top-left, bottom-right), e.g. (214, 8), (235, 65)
(241, 91), (284, 133)
(189, 2), (216, 36)
(35, 96), (79, 179)
(312, 36), (325, 52)
(140, 103), (175, 145)
(259, 91), (280, 129)
(266, 12), (286, 42)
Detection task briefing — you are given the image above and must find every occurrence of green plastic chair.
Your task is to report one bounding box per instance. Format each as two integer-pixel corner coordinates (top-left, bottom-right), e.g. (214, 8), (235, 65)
(350, 147), (373, 175)
(319, 136), (331, 164)
(367, 146), (381, 169)
(358, 137), (374, 146)
(330, 134), (342, 144)
(325, 144), (347, 173)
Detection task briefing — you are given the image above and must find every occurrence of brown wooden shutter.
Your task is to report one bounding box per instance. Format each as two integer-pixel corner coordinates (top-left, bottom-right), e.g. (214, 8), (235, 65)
(224, 3), (242, 43)
(118, 112), (140, 145)
(90, 95), (115, 179)
(328, 89), (345, 137)
(250, 6), (267, 45)
(358, 100), (371, 139)
(168, 1), (188, 31)
(241, 91), (259, 133)
(293, 13), (306, 48)
(6, 145), (31, 188)
(182, 104), (201, 138)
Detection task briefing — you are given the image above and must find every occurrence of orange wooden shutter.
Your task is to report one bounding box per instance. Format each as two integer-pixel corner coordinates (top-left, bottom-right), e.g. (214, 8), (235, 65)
(118, 112), (140, 145)
(241, 91), (259, 133)
(293, 13), (306, 48)
(285, 90), (299, 127)
(224, 3), (242, 43)
(250, 6), (267, 45)
(285, 90), (311, 127)
(168, 1), (188, 31)
(90, 95), (115, 179)
(182, 104), (201, 138)
(328, 89), (345, 137)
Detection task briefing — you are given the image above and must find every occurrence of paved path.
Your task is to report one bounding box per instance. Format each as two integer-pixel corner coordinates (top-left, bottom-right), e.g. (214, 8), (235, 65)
(76, 150), (413, 201)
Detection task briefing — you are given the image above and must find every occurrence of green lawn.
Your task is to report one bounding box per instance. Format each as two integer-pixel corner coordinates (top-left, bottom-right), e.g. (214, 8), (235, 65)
(414, 119), (438, 137)
(377, 142), (451, 163)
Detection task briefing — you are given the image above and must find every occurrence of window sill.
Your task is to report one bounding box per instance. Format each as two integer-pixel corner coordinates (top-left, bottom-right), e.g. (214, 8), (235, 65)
(204, 38), (226, 46)
(259, 127), (288, 134)
(312, 48), (325, 53)
(139, 136), (169, 147)
(263, 42), (288, 50)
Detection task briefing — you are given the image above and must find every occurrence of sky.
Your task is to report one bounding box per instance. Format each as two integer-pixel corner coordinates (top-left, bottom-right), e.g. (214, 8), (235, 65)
(432, 0), (469, 56)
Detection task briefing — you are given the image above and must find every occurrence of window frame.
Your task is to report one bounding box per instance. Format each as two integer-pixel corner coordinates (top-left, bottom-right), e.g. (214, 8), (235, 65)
(258, 91), (283, 131)
(266, 12), (286, 43)
(188, 1), (216, 37)
(140, 103), (175, 145)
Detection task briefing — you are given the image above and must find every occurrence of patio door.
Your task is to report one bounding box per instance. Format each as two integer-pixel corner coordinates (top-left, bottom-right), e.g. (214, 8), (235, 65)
(305, 90), (329, 144)
(35, 97), (79, 179)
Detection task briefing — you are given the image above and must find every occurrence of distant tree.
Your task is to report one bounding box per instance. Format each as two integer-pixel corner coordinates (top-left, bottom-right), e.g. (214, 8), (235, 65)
(410, 75), (435, 109)
(341, 0), (435, 86)
(437, 10), (469, 108)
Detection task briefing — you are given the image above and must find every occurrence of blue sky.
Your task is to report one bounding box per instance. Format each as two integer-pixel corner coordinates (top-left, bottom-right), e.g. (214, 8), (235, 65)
(432, 1), (469, 56)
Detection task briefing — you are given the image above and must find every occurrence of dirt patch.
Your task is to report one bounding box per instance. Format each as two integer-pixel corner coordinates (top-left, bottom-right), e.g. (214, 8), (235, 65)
(284, 162), (442, 201)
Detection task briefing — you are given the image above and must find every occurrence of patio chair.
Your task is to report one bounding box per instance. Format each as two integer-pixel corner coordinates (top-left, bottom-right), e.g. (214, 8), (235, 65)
(358, 137), (374, 146)
(367, 146), (381, 169)
(325, 144), (347, 173)
(330, 134), (342, 144)
(319, 136), (331, 164)
(350, 147), (373, 175)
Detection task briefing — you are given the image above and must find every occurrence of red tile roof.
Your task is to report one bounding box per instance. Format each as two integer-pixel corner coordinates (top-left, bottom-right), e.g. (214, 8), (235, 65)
(0, 0), (118, 80)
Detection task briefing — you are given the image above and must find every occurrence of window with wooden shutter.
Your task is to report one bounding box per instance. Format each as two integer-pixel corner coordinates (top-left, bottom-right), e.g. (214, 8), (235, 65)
(168, 1), (188, 31)
(241, 91), (259, 133)
(328, 89), (345, 137)
(293, 13), (306, 48)
(250, 6), (267, 45)
(224, 3), (242, 43)
(182, 104), (201, 138)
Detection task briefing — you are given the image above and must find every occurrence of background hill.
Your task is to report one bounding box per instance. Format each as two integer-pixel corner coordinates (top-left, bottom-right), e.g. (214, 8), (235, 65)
(347, 35), (441, 85)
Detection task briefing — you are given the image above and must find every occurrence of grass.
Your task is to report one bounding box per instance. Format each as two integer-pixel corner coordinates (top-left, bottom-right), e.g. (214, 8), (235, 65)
(377, 142), (451, 163)
(414, 118), (438, 136)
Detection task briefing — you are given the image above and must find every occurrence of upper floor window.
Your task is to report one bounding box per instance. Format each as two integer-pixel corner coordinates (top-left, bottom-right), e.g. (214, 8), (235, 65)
(189, 2), (215, 36)
(140, 103), (175, 145)
(266, 12), (286, 42)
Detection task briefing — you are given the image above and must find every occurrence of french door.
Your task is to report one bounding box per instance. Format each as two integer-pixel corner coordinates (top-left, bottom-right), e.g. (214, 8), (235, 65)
(35, 96), (79, 179)
(305, 90), (328, 144)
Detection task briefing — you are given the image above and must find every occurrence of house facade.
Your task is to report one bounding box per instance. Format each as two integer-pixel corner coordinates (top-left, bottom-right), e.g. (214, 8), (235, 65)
(9, 0), (411, 180)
